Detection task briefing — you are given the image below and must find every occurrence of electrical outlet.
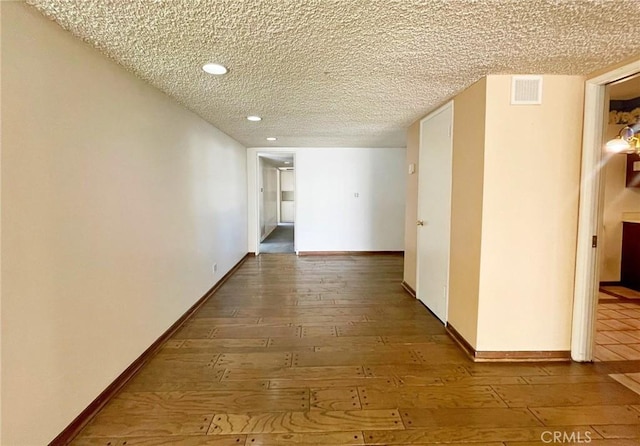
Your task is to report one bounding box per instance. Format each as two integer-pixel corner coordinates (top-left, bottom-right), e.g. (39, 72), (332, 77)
(212, 263), (217, 274)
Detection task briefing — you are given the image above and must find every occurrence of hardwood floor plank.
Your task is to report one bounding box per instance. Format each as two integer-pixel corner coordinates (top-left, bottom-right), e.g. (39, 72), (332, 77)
(440, 376), (527, 386)
(522, 374), (613, 385)
(530, 405), (640, 425)
(399, 407), (542, 428)
(310, 387), (362, 410)
(221, 366), (365, 381)
(242, 431), (366, 445)
(211, 326), (300, 339)
(292, 351), (421, 367)
(71, 435), (246, 445)
(268, 336), (383, 348)
(381, 335), (454, 345)
(363, 364), (469, 380)
(504, 440), (639, 446)
(463, 364), (549, 377)
(208, 410), (404, 434)
(79, 413), (215, 437)
(269, 377), (396, 390)
(102, 389), (309, 415)
(493, 383), (640, 407)
(124, 379), (271, 393)
(362, 426), (599, 444)
(216, 352), (293, 368)
(593, 424), (640, 438)
(358, 385), (506, 409)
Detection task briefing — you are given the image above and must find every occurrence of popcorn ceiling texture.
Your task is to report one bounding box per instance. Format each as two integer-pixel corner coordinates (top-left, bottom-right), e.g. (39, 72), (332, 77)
(26, 0), (640, 148)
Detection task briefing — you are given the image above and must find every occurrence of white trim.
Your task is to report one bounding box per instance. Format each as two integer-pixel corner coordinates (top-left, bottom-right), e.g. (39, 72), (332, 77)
(572, 59), (640, 362)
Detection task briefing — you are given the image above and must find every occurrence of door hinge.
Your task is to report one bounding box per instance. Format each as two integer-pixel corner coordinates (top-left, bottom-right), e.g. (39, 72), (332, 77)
(592, 235), (598, 248)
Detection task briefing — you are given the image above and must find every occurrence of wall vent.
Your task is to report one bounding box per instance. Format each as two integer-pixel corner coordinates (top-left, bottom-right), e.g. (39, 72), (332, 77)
(511, 75), (543, 105)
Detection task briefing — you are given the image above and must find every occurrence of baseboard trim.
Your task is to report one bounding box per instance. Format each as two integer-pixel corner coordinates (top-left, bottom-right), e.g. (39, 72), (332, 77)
(401, 281), (416, 298)
(446, 323), (571, 363)
(446, 323), (476, 359)
(49, 253), (252, 446)
(298, 251), (404, 256)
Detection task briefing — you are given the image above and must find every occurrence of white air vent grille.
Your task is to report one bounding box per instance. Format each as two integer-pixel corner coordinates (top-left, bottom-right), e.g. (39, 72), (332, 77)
(511, 75), (543, 105)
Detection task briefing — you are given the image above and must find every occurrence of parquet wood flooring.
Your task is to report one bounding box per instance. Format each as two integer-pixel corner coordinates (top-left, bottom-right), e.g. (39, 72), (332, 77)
(71, 254), (640, 445)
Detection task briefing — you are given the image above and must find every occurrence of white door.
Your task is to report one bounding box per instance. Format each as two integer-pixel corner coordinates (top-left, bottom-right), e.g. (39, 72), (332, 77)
(416, 102), (453, 323)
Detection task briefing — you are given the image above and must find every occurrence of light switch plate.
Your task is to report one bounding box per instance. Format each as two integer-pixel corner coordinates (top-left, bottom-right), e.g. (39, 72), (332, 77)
(408, 163), (416, 174)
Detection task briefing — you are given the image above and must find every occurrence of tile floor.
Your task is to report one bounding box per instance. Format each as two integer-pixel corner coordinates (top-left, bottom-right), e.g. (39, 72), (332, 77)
(595, 292), (640, 361)
(594, 291), (640, 399)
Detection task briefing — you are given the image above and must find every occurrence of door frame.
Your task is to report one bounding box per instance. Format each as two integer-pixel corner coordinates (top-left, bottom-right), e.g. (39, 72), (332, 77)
(571, 58), (640, 361)
(415, 100), (454, 323)
(254, 151), (296, 255)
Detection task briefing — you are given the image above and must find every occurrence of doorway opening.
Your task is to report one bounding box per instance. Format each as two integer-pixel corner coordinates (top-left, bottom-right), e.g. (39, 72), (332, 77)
(572, 59), (640, 362)
(257, 153), (295, 254)
(591, 75), (640, 362)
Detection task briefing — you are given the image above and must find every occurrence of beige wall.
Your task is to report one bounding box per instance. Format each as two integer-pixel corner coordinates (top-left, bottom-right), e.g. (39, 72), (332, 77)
(1, 3), (247, 445)
(447, 78), (487, 347)
(404, 75), (584, 351)
(476, 75), (584, 351)
(403, 121), (419, 289)
(600, 124), (640, 282)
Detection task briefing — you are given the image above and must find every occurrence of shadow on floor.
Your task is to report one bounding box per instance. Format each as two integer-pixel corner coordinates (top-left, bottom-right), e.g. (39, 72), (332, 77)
(260, 223), (294, 253)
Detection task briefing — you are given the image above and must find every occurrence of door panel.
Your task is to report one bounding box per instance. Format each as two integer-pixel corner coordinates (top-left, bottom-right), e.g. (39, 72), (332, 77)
(416, 102), (453, 323)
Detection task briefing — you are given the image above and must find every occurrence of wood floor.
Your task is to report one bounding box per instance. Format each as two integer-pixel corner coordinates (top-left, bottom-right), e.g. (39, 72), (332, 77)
(72, 255), (640, 445)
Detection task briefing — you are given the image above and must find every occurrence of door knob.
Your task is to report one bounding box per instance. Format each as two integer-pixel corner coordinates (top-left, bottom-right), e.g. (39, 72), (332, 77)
(417, 220), (424, 226)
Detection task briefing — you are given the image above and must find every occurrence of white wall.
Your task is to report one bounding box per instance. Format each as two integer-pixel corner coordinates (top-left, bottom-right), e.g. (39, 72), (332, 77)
(600, 124), (640, 282)
(259, 157), (278, 240)
(248, 148), (406, 253)
(1, 3), (247, 445)
(280, 170), (295, 223)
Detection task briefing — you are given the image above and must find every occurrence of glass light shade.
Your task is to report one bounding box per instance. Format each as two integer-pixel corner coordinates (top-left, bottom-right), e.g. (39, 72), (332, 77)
(605, 137), (632, 153)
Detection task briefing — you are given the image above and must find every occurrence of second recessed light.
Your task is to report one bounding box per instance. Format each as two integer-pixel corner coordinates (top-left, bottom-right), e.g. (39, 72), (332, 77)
(266, 137), (277, 141)
(202, 63), (227, 75)
(247, 116), (262, 122)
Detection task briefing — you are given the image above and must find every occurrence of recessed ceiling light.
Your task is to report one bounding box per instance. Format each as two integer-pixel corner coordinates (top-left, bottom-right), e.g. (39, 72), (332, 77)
(202, 63), (227, 75)
(247, 115), (262, 122)
(284, 161), (291, 164)
(266, 137), (277, 141)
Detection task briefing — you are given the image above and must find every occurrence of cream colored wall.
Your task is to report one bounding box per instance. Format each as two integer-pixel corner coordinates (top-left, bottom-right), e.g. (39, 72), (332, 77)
(1, 3), (247, 445)
(447, 78), (487, 347)
(402, 121), (419, 290)
(476, 75), (585, 351)
(600, 124), (640, 282)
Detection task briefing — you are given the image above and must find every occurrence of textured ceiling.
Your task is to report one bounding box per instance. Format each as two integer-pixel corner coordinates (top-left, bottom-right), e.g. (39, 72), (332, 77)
(26, 0), (640, 148)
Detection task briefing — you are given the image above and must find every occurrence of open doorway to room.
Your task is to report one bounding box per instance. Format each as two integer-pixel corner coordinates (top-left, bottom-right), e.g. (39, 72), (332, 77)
(257, 153), (295, 254)
(593, 75), (640, 362)
(572, 59), (640, 364)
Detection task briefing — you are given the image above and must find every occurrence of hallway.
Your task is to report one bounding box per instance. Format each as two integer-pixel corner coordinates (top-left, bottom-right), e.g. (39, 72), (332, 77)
(73, 255), (640, 445)
(259, 223), (295, 253)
